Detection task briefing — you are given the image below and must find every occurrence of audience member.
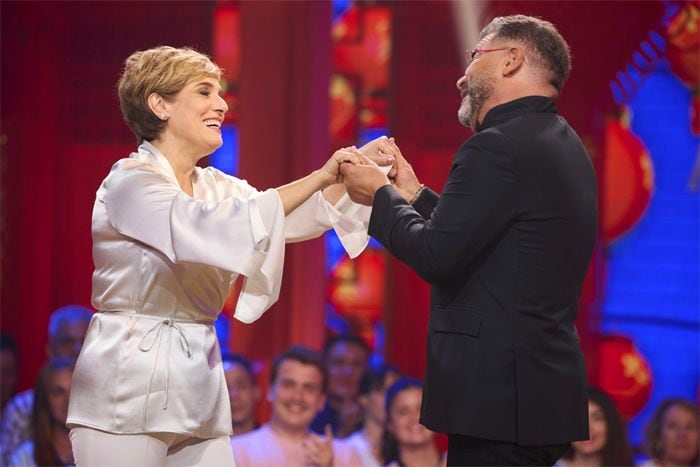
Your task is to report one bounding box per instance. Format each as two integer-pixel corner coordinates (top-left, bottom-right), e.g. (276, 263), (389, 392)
(640, 398), (699, 467)
(231, 345), (360, 466)
(346, 363), (401, 467)
(8, 358), (75, 467)
(312, 334), (370, 438)
(556, 387), (634, 467)
(0, 305), (92, 465)
(382, 377), (445, 467)
(224, 353), (260, 436)
(1, 334), (19, 417)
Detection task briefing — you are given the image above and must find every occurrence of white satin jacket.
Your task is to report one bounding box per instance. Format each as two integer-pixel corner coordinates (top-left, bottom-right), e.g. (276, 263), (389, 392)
(67, 142), (370, 438)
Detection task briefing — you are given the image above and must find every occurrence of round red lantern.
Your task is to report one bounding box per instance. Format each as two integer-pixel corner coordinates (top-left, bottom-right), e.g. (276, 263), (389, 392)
(601, 110), (655, 243)
(598, 334), (653, 418)
(327, 248), (386, 326)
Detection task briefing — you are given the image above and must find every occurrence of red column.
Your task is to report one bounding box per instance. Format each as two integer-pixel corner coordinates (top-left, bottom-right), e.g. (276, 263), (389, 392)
(234, 1), (331, 360)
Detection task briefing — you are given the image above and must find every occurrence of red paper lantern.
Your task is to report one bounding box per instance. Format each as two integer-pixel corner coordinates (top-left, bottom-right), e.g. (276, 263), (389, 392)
(665, 1), (700, 135)
(598, 335), (653, 418)
(601, 110), (655, 243)
(327, 248), (386, 326)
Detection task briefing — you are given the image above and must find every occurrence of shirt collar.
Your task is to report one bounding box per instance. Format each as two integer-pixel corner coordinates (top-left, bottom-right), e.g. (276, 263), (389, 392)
(136, 140), (180, 185)
(477, 95), (557, 132)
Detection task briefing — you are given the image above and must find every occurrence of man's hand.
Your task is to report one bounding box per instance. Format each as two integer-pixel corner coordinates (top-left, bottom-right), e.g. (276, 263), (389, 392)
(339, 152), (391, 206)
(386, 138), (421, 202)
(303, 424), (334, 467)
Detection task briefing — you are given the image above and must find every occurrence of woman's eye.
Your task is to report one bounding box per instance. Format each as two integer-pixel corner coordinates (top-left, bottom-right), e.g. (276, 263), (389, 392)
(199, 91), (210, 96)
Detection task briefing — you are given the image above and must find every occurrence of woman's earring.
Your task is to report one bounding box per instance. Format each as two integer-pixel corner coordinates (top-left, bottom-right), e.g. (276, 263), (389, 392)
(160, 113), (170, 121)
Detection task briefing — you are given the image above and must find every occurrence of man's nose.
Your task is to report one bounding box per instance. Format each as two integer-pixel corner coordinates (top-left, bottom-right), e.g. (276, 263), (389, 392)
(456, 75), (466, 90)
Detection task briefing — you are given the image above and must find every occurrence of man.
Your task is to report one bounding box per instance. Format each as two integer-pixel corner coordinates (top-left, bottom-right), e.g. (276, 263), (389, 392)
(224, 353), (260, 436)
(340, 15), (597, 466)
(231, 345), (360, 466)
(0, 305), (92, 464)
(311, 334), (370, 437)
(0, 334), (19, 418)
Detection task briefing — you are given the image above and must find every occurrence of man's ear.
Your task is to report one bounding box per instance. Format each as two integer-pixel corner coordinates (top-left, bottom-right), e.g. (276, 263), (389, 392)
(147, 92), (170, 120)
(502, 47), (525, 77)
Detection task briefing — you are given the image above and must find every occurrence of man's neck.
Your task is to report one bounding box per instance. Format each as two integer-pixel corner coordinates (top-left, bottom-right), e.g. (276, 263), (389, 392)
(268, 418), (310, 441)
(478, 83), (558, 126)
(233, 419), (257, 435)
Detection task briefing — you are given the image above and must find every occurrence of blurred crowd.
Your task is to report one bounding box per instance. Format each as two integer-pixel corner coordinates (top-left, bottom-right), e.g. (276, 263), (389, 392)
(1, 306), (698, 467)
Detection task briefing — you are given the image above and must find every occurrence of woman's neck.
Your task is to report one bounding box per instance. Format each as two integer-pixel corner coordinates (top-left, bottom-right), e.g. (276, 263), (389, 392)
(399, 442), (441, 467)
(361, 417), (384, 458)
(150, 138), (198, 195)
(570, 451), (603, 467)
(53, 424), (73, 464)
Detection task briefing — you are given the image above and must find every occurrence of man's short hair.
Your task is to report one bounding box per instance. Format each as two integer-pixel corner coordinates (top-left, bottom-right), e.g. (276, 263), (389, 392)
(322, 333), (370, 356)
(0, 333), (18, 357)
(270, 345), (328, 393)
(222, 353), (256, 383)
(48, 305), (93, 338)
(359, 362), (400, 395)
(480, 15), (571, 92)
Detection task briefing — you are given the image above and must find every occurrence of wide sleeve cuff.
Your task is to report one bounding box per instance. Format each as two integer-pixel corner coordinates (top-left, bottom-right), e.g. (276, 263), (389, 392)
(283, 191), (370, 259)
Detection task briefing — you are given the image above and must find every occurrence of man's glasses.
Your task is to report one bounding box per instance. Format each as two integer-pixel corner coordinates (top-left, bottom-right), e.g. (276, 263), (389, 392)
(467, 47), (510, 62)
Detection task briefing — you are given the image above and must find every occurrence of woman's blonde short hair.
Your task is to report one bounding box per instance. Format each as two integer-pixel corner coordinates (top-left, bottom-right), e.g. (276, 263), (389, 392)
(118, 46), (222, 144)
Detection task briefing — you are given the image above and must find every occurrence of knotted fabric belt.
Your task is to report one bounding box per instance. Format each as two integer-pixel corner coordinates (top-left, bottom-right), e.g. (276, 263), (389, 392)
(97, 311), (215, 430)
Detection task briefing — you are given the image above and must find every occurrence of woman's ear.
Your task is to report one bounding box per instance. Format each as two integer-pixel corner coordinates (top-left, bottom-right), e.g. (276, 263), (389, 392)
(147, 92), (170, 121)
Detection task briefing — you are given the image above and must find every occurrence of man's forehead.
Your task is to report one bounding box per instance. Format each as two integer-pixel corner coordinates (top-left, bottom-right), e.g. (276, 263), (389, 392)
(278, 360), (323, 381)
(54, 320), (89, 336)
(476, 33), (497, 47)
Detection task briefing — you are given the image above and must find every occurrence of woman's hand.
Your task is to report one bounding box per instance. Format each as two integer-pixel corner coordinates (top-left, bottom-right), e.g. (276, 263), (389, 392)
(320, 146), (362, 188)
(358, 136), (398, 170)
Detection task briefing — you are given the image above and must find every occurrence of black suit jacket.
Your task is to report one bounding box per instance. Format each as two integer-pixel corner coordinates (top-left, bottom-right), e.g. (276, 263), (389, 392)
(369, 96), (597, 445)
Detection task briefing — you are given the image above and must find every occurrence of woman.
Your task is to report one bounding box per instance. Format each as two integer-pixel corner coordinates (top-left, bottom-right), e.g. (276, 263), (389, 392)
(66, 46), (395, 466)
(346, 363), (401, 467)
(9, 358), (74, 467)
(556, 387), (633, 467)
(382, 377), (445, 467)
(641, 398), (699, 467)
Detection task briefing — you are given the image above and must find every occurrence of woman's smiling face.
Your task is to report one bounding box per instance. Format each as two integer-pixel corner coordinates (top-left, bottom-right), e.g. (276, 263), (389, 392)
(161, 76), (228, 156)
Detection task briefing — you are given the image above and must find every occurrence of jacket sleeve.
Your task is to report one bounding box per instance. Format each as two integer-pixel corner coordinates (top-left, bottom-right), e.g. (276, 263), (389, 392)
(368, 130), (516, 284)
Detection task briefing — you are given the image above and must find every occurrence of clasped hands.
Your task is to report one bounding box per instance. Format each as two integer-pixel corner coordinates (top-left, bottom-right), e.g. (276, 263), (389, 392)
(327, 136), (421, 206)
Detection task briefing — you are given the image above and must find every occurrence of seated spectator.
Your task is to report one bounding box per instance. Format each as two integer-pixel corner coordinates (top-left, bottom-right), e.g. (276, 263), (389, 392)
(231, 345), (360, 466)
(346, 363), (401, 467)
(640, 398), (699, 467)
(1, 334), (19, 418)
(382, 377), (445, 467)
(0, 305), (92, 465)
(9, 358), (75, 467)
(556, 386), (634, 467)
(312, 334), (370, 438)
(223, 353), (260, 436)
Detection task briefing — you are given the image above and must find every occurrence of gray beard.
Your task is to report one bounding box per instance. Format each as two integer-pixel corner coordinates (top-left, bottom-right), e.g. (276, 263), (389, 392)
(457, 77), (494, 130)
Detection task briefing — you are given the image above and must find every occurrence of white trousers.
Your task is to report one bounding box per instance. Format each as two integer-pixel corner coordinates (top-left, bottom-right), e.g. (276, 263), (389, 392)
(70, 427), (236, 467)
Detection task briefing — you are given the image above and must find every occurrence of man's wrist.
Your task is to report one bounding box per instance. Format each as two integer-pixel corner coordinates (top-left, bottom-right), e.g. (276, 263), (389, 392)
(409, 184), (426, 204)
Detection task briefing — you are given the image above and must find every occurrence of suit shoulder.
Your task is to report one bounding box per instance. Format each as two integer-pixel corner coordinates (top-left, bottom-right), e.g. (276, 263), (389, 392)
(455, 128), (515, 168)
